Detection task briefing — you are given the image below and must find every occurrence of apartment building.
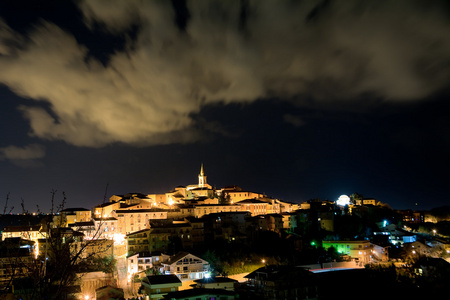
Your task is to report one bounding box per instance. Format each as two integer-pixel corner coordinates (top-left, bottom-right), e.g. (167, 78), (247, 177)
(113, 209), (168, 235)
(192, 204), (244, 218)
(236, 199), (269, 216)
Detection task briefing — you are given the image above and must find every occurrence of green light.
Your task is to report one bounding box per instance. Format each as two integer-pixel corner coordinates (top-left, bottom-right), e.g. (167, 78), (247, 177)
(310, 241), (316, 246)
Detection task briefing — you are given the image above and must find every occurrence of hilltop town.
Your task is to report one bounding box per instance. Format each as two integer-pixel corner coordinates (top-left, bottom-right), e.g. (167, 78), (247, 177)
(1, 165), (449, 300)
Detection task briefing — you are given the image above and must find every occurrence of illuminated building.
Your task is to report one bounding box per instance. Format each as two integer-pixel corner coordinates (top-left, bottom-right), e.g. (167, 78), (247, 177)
(77, 271), (115, 300)
(126, 229), (169, 255)
(191, 204), (244, 218)
(186, 164), (212, 191)
(161, 252), (210, 281)
(127, 251), (169, 279)
(139, 275), (182, 300)
(322, 240), (374, 264)
(1, 225), (46, 244)
(53, 207), (92, 227)
(226, 190), (264, 203)
(93, 201), (121, 218)
(354, 198), (377, 206)
(236, 198), (269, 216)
(81, 239), (114, 259)
(281, 212), (297, 231)
(113, 209), (168, 234)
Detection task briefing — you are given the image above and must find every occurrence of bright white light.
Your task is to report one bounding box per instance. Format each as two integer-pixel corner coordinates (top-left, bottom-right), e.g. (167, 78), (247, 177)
(168, 199), (174, 206)
(113, 233), (125, 245)
(336, 195), (350, 206)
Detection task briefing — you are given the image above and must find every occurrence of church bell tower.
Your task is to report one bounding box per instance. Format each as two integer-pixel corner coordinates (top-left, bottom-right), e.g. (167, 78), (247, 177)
(198, 164), (207, 188)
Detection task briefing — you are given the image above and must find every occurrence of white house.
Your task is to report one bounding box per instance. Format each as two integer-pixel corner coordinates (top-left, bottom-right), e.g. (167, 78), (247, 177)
(161, 252), (210, 281)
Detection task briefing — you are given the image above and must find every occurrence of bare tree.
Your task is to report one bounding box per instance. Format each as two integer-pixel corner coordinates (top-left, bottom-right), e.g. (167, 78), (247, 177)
(1, 190), (116, 300)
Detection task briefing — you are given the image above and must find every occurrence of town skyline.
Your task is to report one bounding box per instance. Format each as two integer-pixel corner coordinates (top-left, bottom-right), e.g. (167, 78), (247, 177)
(2, 163), (447, 215)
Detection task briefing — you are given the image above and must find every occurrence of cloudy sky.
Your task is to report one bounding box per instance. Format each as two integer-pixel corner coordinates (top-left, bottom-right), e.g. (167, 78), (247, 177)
(1, 0), (449, 212)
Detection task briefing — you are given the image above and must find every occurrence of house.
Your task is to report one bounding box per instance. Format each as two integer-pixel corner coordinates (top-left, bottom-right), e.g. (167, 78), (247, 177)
(244, 265), (318, 300)
(192, 277), (238, 291)
(139, 274), (182, 300)
(55, 208), (92, 227)
(371, 242), (390, 261)
(93, 201), (122, 219)
(1, 225), (46, 244)
(127, 252), (169, 279)
(162, 288), (236, 300)
(404, 241), (431, 257)
(161, 252), (210, 281)
(322, 240), (374, 264)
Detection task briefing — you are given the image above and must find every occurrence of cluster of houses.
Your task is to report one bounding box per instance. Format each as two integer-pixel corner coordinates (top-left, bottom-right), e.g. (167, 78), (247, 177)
(1, 165), (449, 299)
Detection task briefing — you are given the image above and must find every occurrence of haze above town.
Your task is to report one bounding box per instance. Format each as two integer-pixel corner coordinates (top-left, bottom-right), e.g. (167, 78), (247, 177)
(1, 0), (450, 213)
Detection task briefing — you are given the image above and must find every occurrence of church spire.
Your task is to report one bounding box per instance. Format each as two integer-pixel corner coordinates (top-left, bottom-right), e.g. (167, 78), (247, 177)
(198, 164), (207, 187)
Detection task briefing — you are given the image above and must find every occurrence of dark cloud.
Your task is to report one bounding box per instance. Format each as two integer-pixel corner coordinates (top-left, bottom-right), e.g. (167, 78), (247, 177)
(0, 0), (449, 149)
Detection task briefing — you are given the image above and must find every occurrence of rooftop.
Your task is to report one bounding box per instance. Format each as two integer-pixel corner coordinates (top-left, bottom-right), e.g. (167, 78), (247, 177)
(145, 274), (181, 285)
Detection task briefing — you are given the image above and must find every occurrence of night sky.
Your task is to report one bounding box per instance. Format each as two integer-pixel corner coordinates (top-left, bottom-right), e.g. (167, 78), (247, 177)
(1, 0), (449, 213)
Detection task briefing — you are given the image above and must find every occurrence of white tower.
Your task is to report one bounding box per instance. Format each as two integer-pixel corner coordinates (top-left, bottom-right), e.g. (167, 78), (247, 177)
(198, 164), (207, 188)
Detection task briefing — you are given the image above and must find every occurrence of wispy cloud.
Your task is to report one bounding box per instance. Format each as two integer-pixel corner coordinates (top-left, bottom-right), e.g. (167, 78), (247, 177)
(0, 144), (45, 167)
(283, 114), (306, 128)
(0, 0), (449, 147)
